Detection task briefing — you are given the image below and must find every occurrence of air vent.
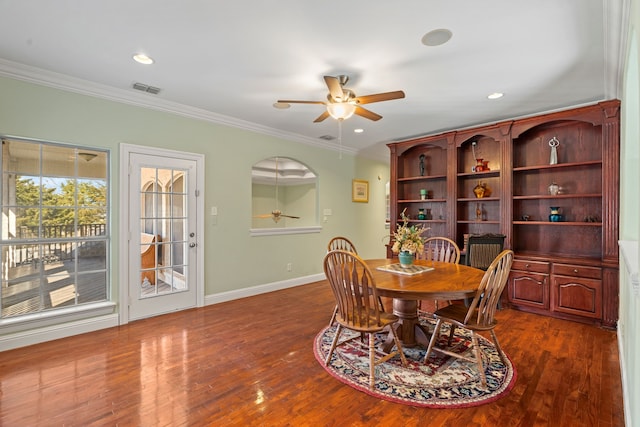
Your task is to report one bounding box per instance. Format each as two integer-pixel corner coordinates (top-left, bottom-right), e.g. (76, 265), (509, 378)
(319, 135), (336, 141)
(132, 82), (161, 95)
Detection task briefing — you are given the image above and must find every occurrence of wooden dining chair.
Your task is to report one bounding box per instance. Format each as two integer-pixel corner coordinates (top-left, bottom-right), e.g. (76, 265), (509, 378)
(417, 236), (461, 311)
(423, 249), (514, 387)
(326, 237), (385, 326)
(323, 249), (407, 390)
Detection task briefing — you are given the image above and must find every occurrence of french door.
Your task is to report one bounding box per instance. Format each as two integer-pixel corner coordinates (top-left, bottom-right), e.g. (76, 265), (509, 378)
(122, 147), (202, 321)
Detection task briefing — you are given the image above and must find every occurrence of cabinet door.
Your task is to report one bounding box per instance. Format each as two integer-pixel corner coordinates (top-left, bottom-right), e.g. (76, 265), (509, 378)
(508, 271), (549, 309)
(551, 275), (602, 319)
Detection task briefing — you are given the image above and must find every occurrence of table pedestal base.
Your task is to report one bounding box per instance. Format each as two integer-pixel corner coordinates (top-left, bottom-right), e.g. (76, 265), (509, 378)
(382, 299), (431, 353)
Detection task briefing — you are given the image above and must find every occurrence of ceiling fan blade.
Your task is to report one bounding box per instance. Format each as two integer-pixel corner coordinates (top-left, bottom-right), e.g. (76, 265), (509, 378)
(254, 214), (274, 218)
(354, 106), (382, 121)
(354, 90), (405, 105)
(277, 100), (326, 105)
(280, 214), (300, 219)
(324, 76), (344, 102)
(313, 110), (330, 123)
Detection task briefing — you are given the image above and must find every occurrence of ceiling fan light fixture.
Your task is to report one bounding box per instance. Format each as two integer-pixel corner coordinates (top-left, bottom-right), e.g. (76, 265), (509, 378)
(327, 102), (356, 120)
(132, 53), (154, 65)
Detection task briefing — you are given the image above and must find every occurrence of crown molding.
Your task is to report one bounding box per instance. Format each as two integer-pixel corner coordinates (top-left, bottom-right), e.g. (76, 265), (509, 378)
(0, 58), (358, 156)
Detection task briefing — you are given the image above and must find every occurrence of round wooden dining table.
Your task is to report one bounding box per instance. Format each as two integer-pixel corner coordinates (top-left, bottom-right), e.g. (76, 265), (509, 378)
(365, 258), (485, 351)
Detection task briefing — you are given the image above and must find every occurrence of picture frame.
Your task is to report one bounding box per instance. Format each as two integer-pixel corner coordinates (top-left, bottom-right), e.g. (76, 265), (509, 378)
(352, 179), (369, 203)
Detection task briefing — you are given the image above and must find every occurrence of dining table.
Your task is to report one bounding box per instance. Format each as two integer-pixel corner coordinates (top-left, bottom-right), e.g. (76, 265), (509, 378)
(366, 258), (485, 352)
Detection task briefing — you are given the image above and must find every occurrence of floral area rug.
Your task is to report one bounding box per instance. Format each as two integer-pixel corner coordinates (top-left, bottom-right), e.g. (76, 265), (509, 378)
(313, 312), (516, 408)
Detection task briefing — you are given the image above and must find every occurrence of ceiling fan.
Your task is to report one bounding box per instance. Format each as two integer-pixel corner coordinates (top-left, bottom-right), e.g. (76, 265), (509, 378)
(277, 75), (405, 122)
(254, 157), (300, 223)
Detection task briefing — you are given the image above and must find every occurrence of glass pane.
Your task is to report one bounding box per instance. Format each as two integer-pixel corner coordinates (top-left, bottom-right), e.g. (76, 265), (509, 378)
(172, 219), (186, 242)
(77, 272), (107, 303)
(77, 179), (107, 207)
(41, 208), (75, 237)
(3, 140), (40, 175)
(172, 172), (185, 194)
(2, 208), (39, 240)
(42, 177), (74, 207)
(14, 175), (41, 206)
(77, 241), (106, 271)
(1, 244), (43, 317)
(78, 208), (106, 230)
(2, 276), (42, 317)
(77, 150), (107, 180)
(45, 272), (77, 308)
(171, 194), (185, 217)
(158, 242), (170, 266)
(42, 145), (74, 177)
(172, 242), (186, 270)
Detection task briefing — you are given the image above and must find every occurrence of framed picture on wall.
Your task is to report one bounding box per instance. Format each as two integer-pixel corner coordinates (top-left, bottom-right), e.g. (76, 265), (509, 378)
(352, 179), (369, 203)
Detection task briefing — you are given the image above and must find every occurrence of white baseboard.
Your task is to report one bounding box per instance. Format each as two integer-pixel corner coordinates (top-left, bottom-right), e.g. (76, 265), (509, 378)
(205, 273), (325, 305)
(0, 313), (119, 352)
(618, 326), (631, 427)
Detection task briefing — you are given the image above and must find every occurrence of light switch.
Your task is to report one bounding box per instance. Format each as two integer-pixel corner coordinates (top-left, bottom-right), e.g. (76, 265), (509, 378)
(323, 208), (332, 216)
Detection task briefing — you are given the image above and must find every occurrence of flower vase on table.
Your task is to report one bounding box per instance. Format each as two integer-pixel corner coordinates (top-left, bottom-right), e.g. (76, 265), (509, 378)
(392, 208), (429, 268)
(398, 251), (414, 268)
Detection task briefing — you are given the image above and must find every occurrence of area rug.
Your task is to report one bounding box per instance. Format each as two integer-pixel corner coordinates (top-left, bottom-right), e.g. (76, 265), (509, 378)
(313, 312), (517, 408)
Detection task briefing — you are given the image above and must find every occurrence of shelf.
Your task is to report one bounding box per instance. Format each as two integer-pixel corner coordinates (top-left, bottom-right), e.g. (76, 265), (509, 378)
(399, 198), (446, 203)
(458, 197), (500, 202)
(457, 220), (500, 224)
(513, 221), (602, 226)
(398, 174), (446, 182)
(406, 219), (446, 224)
(457, 170), (500, 178)
(513, 160), (602, 172)
(513, 194), (602, 200)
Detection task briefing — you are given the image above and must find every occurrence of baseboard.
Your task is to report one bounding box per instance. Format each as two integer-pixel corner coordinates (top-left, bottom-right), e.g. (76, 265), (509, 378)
(618, 326), (631, 427)
(204, 273), (325, 305)
(0, 313), (119, 352)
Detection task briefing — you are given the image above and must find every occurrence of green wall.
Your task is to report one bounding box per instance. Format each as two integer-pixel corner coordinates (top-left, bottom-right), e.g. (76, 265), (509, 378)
(0, 75), (389, 305)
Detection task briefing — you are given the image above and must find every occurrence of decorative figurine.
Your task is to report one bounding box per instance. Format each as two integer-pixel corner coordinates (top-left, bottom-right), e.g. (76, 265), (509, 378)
(548, 182), (560, 195)
(549, 136), (560, 165)
(420, 189), (427, 200)
(419, 154), (426, 176)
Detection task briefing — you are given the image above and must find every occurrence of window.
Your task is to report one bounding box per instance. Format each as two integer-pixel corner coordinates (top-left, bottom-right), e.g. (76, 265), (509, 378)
(1, 138), (109, 319)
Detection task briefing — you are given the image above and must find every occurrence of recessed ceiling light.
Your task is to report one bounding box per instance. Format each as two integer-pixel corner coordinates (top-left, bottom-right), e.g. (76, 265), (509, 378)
(354, 128), (364, 133)
(487, 92), (504, 99)
(421, 29), (453, 46)
(273, 102), (290, 109)
(133, 53), (154, 65)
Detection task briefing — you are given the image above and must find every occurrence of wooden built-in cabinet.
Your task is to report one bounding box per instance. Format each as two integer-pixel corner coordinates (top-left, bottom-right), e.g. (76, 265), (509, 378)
(388, 100), (620, 327)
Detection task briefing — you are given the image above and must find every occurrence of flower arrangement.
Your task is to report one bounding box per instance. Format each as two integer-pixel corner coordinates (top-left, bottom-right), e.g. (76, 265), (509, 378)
(391, 208), (429, 255)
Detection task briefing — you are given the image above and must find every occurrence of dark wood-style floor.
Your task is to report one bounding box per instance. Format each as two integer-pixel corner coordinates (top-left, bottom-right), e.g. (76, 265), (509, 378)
(0, 281), (624, 426)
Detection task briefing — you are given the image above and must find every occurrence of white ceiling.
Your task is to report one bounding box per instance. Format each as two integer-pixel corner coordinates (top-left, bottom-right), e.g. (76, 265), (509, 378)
(0, 1), (627, 161)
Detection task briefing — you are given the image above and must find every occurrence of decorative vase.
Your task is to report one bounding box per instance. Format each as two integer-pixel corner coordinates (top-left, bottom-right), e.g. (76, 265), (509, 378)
(548, 182), (560, 195)
(549, 207), (563, 222)
(418, 208), (426, 220)
(398, 251), (414, 268)
(420, 189), (427, 200)
(425, 208), (432, 220)
(474, 181), (491, 198)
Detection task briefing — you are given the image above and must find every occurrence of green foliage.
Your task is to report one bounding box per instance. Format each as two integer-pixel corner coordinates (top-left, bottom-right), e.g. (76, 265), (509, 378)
(15, 176), (107, 232)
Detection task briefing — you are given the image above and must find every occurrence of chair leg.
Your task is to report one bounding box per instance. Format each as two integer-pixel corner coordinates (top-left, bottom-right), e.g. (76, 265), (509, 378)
(471, 333), (487, 387)
(490, 329), (507, 364)
(329, 305), (338, 326)
(447, 325), (456, 346)
(389, 325), (407, 367)
(325, 325), (343, 366)
(368, 332), (376, 390)
(423, 318), (443, 363)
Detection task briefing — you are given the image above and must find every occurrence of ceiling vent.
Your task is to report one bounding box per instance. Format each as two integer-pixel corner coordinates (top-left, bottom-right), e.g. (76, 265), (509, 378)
(132, 82), (161, 95)
(318, 134), (336, 141)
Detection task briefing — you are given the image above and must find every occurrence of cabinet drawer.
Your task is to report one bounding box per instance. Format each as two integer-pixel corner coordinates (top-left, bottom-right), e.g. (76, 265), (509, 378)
(552, 263), (602, 279)
(512, 259), (550, 274)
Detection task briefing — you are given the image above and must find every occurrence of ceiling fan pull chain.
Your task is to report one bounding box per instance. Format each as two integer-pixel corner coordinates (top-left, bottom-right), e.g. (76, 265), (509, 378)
(338, 119), (343, 160)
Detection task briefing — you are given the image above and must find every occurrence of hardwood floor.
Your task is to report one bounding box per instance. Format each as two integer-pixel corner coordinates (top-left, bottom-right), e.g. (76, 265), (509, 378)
(0, 281), (624, 426)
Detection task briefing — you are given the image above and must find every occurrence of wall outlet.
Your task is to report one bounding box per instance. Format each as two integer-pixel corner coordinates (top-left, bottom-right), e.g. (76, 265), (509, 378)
(286, 263), (292, 272)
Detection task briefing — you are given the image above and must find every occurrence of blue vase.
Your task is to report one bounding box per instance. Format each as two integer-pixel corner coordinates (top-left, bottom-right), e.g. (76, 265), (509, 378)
(549, 207), (563, 222)
(398, 251), (414, 268)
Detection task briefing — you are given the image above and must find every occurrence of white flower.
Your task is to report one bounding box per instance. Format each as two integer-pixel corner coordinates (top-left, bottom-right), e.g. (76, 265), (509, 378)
(392, 208), (429, 255)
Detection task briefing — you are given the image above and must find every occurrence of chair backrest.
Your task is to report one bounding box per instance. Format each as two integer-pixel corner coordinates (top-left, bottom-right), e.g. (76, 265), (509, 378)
(323, 250), (382, 329)
(465, 249), (514, 326)
(466, 234), (506, 270)
(327, 236), (358, 254)
(419, 237), (460, 263)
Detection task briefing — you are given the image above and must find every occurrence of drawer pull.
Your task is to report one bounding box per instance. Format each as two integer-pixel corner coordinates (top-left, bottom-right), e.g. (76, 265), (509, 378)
(573, 269), (579, 273)
(525, 264), (530, 269)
